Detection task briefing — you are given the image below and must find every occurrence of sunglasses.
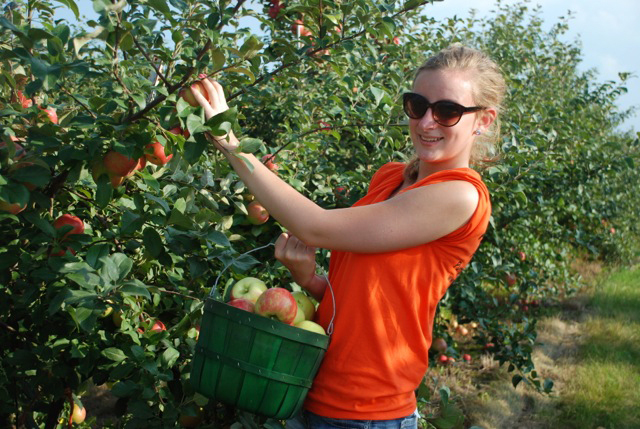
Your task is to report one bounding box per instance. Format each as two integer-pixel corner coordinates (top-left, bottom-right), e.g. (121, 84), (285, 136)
(402, 92), (485, 127)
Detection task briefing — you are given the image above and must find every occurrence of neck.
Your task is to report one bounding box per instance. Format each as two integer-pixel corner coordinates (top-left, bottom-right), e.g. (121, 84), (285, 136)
(416, 160), (470, 181)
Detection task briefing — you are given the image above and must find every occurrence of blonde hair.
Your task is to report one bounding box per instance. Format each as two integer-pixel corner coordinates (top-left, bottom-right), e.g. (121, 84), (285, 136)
(404, 44), (506, 181)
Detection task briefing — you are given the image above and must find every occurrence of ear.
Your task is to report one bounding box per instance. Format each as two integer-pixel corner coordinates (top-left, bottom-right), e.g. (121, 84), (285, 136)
(476, 107), (497, 133)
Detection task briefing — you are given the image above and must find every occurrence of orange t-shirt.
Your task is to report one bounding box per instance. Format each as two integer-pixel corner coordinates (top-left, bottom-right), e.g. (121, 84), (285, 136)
(304, 162), (491, 420)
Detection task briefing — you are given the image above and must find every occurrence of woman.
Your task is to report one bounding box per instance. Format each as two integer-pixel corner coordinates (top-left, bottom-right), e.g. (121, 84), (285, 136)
(193, 44), (506, 428)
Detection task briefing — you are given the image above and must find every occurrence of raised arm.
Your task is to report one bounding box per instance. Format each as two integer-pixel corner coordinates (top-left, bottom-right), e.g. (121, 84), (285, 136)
(193, 79), (480, 253)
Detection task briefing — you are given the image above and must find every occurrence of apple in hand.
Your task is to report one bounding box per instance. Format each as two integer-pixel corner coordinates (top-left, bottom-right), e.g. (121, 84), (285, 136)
(254, 288), (297, 324)
(292, 291), (315, 321)
(295, 320), (326, 335)
(247, 201), (269, 225)
(228, 298), (255, 313)
(179, 81), (210, 107)
(230, 277), (267, 303)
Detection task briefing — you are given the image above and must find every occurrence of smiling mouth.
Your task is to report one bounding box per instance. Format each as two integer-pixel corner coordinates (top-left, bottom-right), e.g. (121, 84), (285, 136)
(419, 136), (443, 143)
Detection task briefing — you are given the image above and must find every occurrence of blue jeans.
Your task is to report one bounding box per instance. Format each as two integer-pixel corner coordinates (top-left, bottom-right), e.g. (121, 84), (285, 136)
(286, 409), (419, 429)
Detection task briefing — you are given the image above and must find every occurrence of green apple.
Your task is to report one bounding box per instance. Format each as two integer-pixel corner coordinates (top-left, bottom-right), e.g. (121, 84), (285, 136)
(294, 320), (326, 335)
(292, 291), (315, 321)
(230, 277), (267, 304)
(293, 305), (305, 324)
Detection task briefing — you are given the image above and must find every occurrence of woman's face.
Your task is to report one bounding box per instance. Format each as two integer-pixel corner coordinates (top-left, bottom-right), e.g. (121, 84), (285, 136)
(409, 69), (492, 173)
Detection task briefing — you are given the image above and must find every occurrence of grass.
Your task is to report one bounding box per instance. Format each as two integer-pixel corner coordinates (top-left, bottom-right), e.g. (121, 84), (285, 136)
(427, 262), (640, 429)
(554, 266), (640, 429)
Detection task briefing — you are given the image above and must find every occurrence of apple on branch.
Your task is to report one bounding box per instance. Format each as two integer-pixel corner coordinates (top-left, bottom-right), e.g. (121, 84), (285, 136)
(179, 81), (210, 107)
(254, 287), (297, 324)
(145, 141), (173, 166)
(230, 277), (267, 304)
(71, 401), (86, 424)
(247, 201), (269, 225)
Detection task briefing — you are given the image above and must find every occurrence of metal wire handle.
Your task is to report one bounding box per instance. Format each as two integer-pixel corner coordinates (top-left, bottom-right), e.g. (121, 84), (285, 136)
(209, 239), (336, 336)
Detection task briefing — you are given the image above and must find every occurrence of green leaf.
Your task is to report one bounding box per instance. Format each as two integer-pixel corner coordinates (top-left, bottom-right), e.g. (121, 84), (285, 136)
(168, 208), (195, 229)
(120, 280), (151, 300)
(95, 174), (113, 208)
(147, 0), (172, 19)
(227, 67), (255, 82)
(143, 227), (164, 258)
(512, 374), (523, 388)
(102, 347), (127, 362)
(239, 35), (263, 60)
(238, 137), (263, 153)
(161, 347), (180, 367)
(86, 243), (111, 269)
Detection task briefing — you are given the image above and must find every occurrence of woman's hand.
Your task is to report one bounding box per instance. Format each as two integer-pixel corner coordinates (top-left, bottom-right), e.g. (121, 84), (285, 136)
(274, 232), (317, 289)
(190, 77), (239, 151)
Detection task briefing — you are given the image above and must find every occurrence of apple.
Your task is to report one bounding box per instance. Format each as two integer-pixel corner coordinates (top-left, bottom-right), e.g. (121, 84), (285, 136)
(469, 321), (478, 329)
(456, 325), (469, 336)
(145, 142), (173, 166)
(438, 355), (449, 365)
(150, 320), (166, 332)
(609, 227), (616, 234)
(0, 138), (26, 160)
(463, 353), (471, 363)
(295, 320), (326, 335)
(169, 126), (190, 139)
(292, 291), (315, 321)
(392, 36), (401, 45)
(40, 106), (58, 124)
(431, 337), (447, 353)
(268, 0), (283, 19)
(291, 19), (311, 37)
(230, 277), (267, 303)
(112, 310), (123, 328)
(484, 342), (495, 350)
(14, 90), (32, 108)
(71, 402), (86, 424)
(261, 154), (279, 171)
(178, 406), (204, 428)
(505, 273), (517, 287)
(179, 81), (210, 107)
(0, 199), (27, 215)
(317, 120), (331, 130)
(54, 214), (85, 241)
(228, 298), (255, 313)
(254, 287), (297, 324)
(518, 251), (526, 262)
(293, 306), (306, 325)
(103, 150), (139, 177)
(352, 87), (359, 93)
(247, 201), (269, 225)
(447, 357), (456, 365)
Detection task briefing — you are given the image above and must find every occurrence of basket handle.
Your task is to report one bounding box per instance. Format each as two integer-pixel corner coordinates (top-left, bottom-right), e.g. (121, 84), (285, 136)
(210, 237), (336, 337)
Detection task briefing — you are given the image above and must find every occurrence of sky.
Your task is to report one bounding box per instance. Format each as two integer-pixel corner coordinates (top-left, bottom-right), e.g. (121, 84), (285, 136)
(58, 0), (638, 132)
(425, 0), (639, 133)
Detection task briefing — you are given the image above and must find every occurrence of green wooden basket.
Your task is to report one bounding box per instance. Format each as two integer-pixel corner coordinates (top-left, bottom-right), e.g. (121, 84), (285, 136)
(191, 298), (330, 419)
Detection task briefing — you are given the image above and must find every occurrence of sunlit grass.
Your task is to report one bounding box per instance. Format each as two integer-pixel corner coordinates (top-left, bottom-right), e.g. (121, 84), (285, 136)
(556, 266), (640, 429)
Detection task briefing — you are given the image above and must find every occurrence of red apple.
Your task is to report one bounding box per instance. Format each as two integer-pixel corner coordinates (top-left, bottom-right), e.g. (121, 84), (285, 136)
(40, 106), (58, 124)
(484, 342), (495, 350)
(505, 273), (517, 287)
(179, 81), (210, 107)
(317, 120), (331, 130)
(150, 320), (166, 332)
(230, 277), (267, 303)
(431, 337), (447, 353)
(447, 357), (456, 365)
(228, 298), (255, 312)
(609, 227), (616, 234)
(103, 150), (139, 177)
(456, 325), (469, 336)
(463, 353), (471, 363)
(291, 19), (311, 37)
(54, 214), (84, 241)
(261, 154), (279, 171)
(247, 201), (269, 225)
(438, 355), (449, 365)
(392, 36), (401, 45)
(71, 402), (86, 424)
(0, 199), (27, 214)
(254, 288), (297, 324)
(145, 142), (173, 166)
(518, 251), (526, 262)
(14, 90), (33, 108)
(268, 1), (282, 19)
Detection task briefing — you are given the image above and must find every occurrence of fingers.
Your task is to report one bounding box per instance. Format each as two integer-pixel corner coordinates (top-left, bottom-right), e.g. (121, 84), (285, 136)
(274, 232), (315, 262)
(274, 232), (290, 260)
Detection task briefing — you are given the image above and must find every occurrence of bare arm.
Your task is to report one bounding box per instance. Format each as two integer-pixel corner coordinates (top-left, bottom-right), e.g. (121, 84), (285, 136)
(194, 79), (480, 253)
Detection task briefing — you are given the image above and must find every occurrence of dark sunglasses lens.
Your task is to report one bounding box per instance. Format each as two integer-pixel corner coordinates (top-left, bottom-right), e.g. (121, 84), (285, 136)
(433, 102), (463, 126)
(403, 94), (427, 119)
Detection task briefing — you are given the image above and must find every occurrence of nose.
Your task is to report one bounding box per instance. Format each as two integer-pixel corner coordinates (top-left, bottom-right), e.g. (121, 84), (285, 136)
(417, 106), (437, 129)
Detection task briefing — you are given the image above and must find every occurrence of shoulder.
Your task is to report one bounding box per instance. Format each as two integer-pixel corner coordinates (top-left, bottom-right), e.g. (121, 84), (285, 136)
(369, 162), (405, 189)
